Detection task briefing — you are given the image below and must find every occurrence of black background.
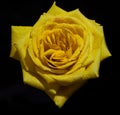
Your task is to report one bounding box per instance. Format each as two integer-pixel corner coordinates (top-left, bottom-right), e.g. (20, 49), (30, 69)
(0, 0), (119, 114)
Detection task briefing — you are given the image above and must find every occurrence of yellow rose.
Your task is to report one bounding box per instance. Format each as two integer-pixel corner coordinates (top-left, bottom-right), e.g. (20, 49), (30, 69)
(10, 2), (111, 108)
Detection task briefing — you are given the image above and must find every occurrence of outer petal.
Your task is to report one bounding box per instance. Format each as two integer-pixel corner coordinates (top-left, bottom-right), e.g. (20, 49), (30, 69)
(67, 9), (104, 45)
(30, 14), (53, 38)
(46, 80), (86, 108)
(23, 68), (60, 95)
(29, 2), (67, 38)
(100, 33), (112, 60)
(85, 49), (101, 77)
(47, 2), (67, 16)
(89, 21), (112, 60)
(69, 9), (111, 60)
(10, 26), (48, 93)
(10, 26), (32, 60)
(10, 26), (48, 92)
(23, 69), (45, 90)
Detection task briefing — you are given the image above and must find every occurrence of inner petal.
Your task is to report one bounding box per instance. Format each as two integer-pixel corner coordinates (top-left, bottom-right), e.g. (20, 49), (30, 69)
(50, 50), (67, 61)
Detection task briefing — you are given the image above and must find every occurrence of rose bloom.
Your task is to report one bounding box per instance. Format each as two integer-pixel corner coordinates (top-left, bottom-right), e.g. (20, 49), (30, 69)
(10, 2), (111, 108)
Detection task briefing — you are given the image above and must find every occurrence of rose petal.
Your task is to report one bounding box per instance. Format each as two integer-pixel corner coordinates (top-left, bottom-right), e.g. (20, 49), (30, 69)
(46, 80), (86, 108)
(22, 69), (45, 90)
(68, 9), (104, 39)
(10, 26), (32, 60)
(85, 48), (101, 77)
(47, 2), (67, 16)
(23, 68), (60, 95)
(89, 20), (111, 60)
(101, 38), (111, 60)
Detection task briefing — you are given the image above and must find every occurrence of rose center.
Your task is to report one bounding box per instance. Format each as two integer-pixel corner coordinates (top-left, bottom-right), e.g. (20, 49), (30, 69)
(39, 20), (84, 68)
